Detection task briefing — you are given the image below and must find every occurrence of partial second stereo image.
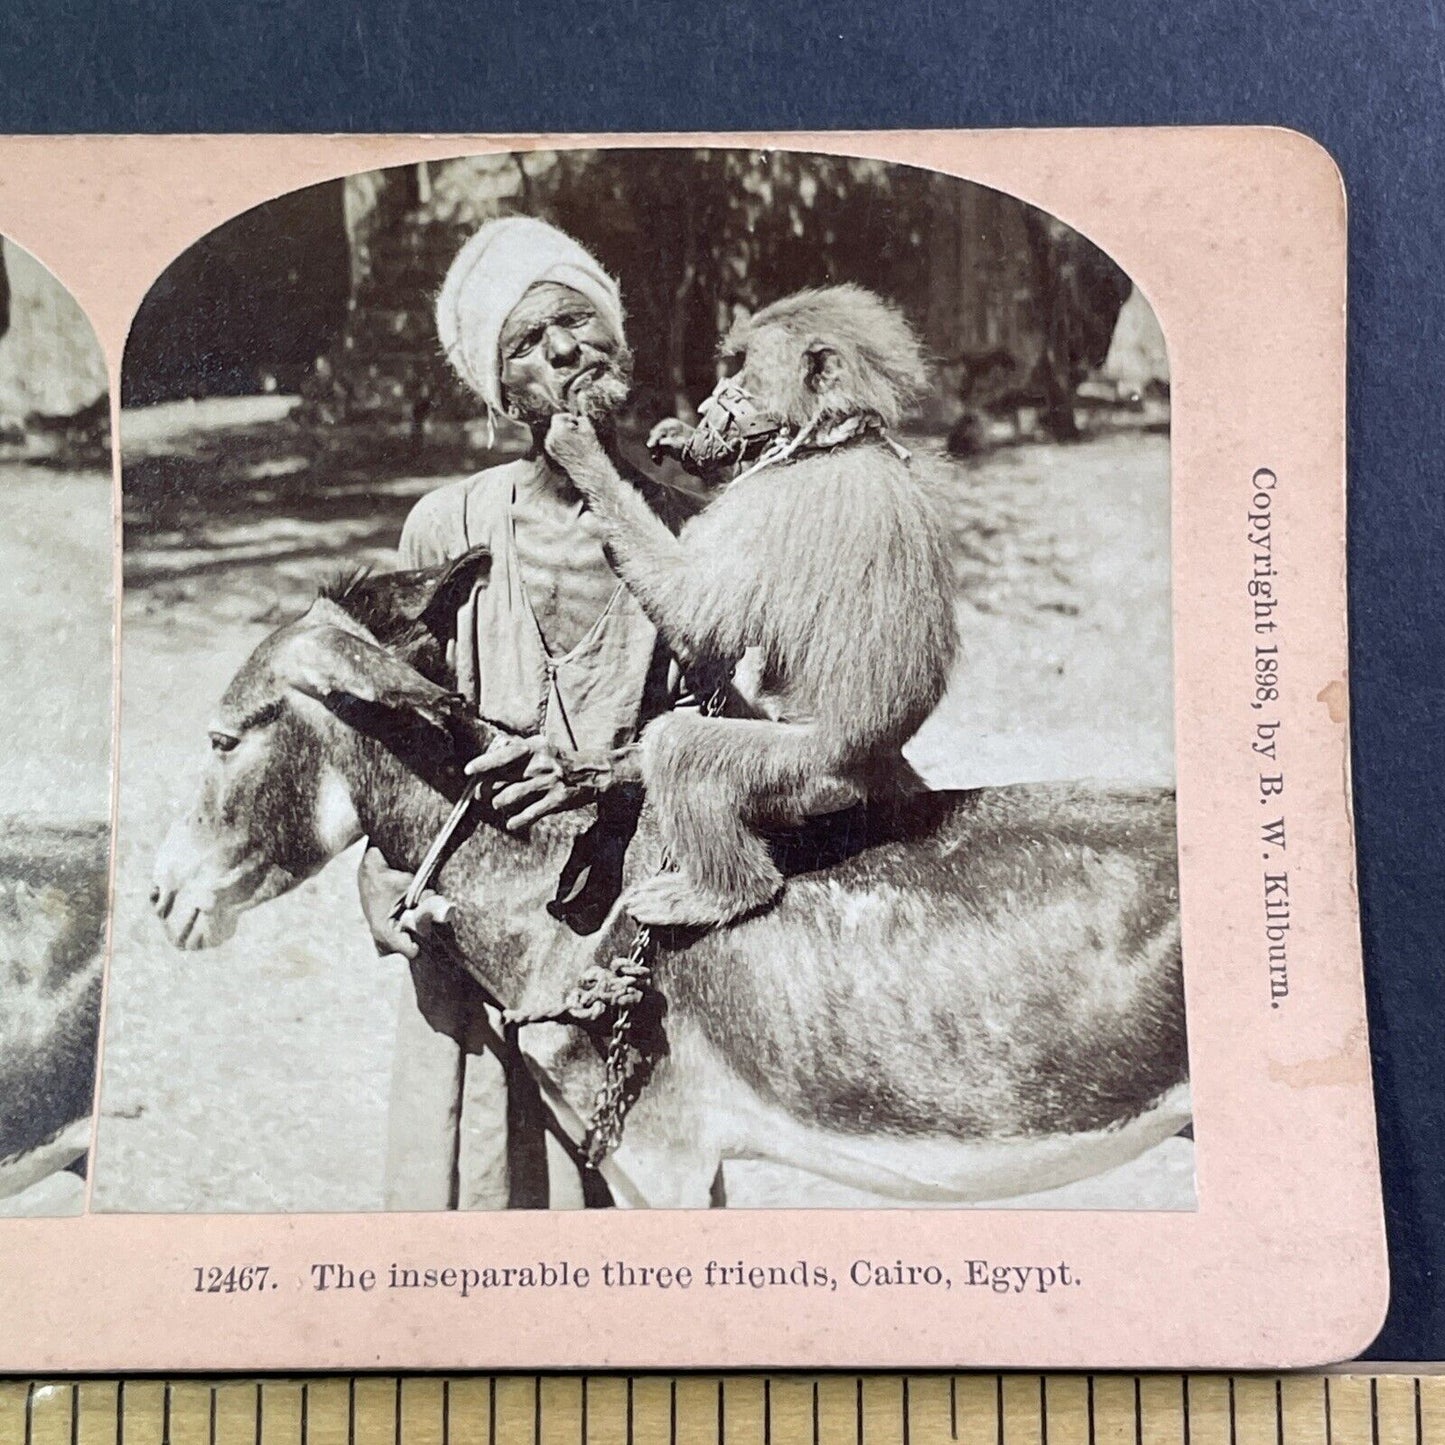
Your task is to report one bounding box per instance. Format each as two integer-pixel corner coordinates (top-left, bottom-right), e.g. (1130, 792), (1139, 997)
(0, 234), (112, 1217)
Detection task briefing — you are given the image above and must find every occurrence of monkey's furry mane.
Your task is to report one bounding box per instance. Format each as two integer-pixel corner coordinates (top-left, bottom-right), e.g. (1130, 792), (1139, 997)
(727, 284), (931, 432)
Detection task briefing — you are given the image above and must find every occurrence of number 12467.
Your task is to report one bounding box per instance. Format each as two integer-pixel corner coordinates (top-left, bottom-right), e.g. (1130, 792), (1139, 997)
(192, 1265), (272, 1293)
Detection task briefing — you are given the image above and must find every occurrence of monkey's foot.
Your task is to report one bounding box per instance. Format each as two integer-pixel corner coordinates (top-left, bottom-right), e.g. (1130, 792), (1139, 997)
(623, 872), (779, 929)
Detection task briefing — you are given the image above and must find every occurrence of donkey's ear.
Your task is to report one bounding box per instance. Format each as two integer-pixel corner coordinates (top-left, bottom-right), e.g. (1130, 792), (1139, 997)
(418, 546), (492, 640)
(279, 624), (468, 736)
(333, 546), (491, 638)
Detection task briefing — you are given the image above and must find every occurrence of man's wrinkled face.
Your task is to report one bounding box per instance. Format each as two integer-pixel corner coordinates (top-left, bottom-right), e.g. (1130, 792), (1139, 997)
(498, 282), (632, 426)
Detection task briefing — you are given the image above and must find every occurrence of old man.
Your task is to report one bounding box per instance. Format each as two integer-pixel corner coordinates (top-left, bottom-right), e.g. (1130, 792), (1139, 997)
(359, 216), (693, 1210)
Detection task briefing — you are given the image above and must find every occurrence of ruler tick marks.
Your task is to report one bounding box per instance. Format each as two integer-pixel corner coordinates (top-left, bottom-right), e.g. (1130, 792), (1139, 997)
(35, 1370), (1445, 1445)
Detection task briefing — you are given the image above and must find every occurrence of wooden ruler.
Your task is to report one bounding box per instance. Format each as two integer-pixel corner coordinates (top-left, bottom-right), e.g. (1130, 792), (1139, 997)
(0, 1376), (1437, 1445)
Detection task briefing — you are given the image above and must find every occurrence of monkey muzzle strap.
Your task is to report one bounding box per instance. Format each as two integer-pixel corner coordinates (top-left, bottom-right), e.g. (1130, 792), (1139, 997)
(679, 375), (783, 471)
(681, 374), (911, 480)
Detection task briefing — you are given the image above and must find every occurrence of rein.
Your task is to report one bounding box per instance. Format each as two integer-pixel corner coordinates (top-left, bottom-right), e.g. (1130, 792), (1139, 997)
(392, 783), (480, 921)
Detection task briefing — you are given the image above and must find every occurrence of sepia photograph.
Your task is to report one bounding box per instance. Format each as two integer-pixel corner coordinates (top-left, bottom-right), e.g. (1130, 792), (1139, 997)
(0, 234), (112, 1218)
(93, 146), (1186, 1214)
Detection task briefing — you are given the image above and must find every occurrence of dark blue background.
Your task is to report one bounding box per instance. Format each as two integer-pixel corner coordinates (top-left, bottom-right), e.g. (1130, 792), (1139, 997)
(1, 0), (1441, 1361)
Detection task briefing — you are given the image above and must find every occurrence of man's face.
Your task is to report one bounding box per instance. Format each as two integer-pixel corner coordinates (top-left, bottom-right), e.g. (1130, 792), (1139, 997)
(498, 282), (632, 426)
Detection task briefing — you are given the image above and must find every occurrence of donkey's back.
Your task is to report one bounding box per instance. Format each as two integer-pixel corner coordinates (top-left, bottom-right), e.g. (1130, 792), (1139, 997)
(644, 782), (1184, 1146)
(0, 819), (108, 1204)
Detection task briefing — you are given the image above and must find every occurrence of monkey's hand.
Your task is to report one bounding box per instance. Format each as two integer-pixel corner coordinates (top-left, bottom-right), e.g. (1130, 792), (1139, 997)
(544, 413), (614, 496)
(646, 417), (696, 464)
(465, 732), (638, 831)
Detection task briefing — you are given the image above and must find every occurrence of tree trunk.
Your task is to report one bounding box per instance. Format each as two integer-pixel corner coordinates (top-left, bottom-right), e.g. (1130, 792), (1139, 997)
(668, 188), (699, 417)
(1021, 209), (1081, 442)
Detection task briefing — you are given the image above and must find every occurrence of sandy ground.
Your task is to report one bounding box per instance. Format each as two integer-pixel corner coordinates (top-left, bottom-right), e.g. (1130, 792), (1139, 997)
(0, 466), (113, 823)
(92, 401), (1189, 1212)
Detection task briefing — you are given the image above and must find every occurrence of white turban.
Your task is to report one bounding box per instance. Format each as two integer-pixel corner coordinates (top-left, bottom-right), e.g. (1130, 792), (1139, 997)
(435, 217), (625, 416)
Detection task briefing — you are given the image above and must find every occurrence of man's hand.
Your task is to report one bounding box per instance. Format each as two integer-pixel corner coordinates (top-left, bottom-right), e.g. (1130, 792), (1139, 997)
(357, 844), (453, 962)
(466, 733), (609, 831)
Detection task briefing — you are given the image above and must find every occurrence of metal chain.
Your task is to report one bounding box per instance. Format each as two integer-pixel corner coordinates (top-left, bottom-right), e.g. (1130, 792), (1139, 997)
(581, 919), (656, 1168)
(581, 682), (726, 1170)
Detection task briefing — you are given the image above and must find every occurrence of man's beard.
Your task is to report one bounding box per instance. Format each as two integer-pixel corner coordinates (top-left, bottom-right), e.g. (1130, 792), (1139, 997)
(568, 362), (631, 422)
(511, 343), (635, 428)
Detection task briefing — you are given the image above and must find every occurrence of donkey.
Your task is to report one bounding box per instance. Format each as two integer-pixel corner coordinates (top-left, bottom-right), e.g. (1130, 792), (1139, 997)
(0, 819), (108, 1208)
(151, 552), (1190, 1208)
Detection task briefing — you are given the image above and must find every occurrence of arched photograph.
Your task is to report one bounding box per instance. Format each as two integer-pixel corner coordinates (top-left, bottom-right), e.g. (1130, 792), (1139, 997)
(94, 147), (1184, 1214)
(0, 234), (112, 1218)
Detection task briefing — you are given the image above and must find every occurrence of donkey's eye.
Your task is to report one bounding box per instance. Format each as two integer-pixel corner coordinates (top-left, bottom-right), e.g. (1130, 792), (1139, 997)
(208, 730), (241, 754)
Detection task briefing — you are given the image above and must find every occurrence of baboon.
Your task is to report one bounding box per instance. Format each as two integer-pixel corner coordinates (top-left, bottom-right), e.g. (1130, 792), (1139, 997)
(544, 284), (958, 928)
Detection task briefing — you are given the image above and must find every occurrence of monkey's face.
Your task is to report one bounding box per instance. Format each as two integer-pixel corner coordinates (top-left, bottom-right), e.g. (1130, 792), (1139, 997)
(724, 286), (932, 434)
(684, 373), (784, 471)
(723, 320), (851, 437)
(499, 282), (634, 427)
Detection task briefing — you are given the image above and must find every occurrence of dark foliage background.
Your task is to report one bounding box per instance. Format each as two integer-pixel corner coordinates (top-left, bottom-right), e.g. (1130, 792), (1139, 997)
(121, 149), (1141, 448)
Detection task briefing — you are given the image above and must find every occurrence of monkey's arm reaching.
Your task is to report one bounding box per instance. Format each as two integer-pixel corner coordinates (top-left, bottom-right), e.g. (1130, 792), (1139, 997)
(544, 414), (725, 667)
